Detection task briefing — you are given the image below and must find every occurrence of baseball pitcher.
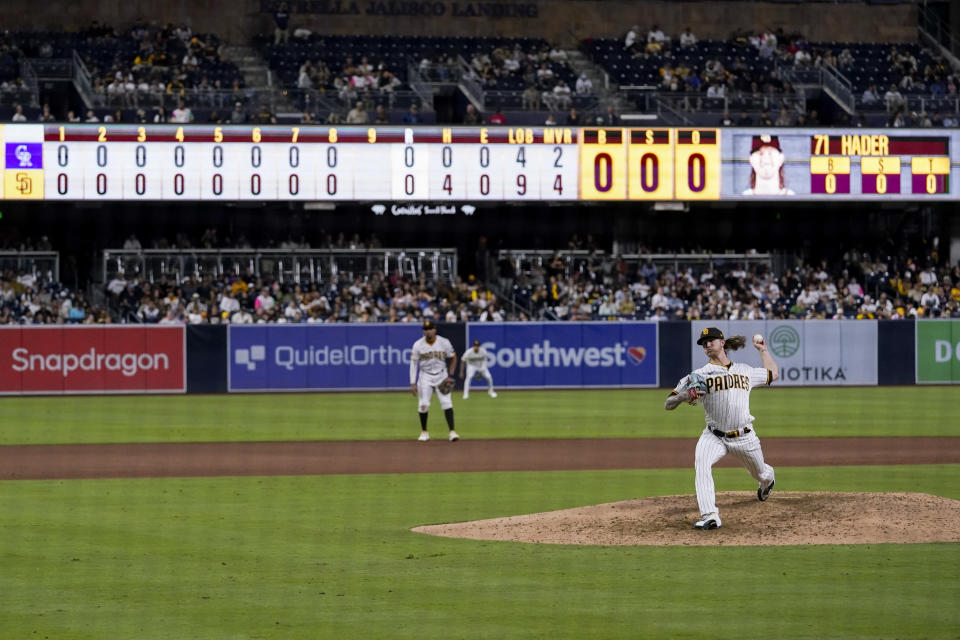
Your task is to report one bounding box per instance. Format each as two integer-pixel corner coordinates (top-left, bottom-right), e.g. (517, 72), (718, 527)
(459, 339), (497, 399)
(664, 327), (778, 530)
(410, 320), (459, 442)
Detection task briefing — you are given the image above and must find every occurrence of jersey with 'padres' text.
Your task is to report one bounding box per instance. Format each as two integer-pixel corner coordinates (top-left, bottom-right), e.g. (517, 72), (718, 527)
(410, 335), (455, 384)
(673, 361), (772, 430)
(461, 346), (490, 368)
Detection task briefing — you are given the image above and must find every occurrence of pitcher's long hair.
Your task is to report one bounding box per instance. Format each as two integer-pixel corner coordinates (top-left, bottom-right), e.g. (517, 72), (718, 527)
(724, 335), (747, 351)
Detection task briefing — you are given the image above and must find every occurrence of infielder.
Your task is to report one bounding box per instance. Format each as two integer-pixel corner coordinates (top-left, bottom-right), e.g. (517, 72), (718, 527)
(664, 327), (779, 530)
(410, 320), (459, 442)
(459, 339), (498, 399)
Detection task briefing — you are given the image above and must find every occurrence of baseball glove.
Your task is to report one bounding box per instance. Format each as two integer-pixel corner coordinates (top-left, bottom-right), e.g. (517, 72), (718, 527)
(684, 372), (708, 405)
(437, 377), (455, 394)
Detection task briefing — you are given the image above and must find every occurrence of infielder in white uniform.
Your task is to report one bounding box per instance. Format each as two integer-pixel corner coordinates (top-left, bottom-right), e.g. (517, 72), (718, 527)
(664, 327), (779, 530)
(410, 320), (459, 442)
(459, 339), (497, 399)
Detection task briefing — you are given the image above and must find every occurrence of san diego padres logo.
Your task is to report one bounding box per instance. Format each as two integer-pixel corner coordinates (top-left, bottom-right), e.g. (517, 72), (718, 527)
(769, 325), (800, 357)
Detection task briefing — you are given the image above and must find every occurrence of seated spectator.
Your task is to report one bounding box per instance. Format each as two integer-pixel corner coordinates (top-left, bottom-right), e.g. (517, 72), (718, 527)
(719, 110), (734, 126)
(374, 104), (389, 124)
(862, 84), (880, 105)
(837, 48), (854, 68)
(647, 24), (667, 47)
(884, 85), (905, 113)
(522, 85), (540, 110)
(346, 101), (369, 124)
(552, 80), (572, 110)
(171, 101), (194, 123)
(575, 73), (593, 95)
(679, 27), (697, 49)
(462, 103), (482, 125)
(487, 108), (506, 125)
(11, 104), (26, 122)
(566, 107), (580, 126)
(402, 104), (423, 124)
(624, 25), (639, 52)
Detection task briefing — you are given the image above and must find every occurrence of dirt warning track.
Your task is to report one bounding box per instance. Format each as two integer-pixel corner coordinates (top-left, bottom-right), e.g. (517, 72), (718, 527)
(2, 436), (958, 480)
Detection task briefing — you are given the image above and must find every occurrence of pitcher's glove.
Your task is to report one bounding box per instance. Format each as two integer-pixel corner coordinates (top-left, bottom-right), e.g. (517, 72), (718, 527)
(438, 377), (455, 394)
(684, 372), (708, 405)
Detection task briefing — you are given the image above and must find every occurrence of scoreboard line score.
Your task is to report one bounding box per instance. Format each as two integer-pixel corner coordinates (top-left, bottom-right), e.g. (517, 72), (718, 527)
(0, 124), (955, 201)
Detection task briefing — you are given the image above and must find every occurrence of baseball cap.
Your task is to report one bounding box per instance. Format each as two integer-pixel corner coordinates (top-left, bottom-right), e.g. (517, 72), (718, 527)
(422, 320), (437, 330)
(750, 134), (781, 153)
(696, 327), (725, 345)
(473, 339), (480, 346)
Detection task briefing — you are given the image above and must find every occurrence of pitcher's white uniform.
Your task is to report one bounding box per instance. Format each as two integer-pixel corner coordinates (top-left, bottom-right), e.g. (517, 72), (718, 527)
(673, 362), (775, 519)
(461, 343), (497, 399)
(410, 334), (456, 411)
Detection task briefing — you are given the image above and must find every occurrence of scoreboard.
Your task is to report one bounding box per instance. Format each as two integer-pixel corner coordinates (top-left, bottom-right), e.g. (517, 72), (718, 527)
(0, 124), (955, 201)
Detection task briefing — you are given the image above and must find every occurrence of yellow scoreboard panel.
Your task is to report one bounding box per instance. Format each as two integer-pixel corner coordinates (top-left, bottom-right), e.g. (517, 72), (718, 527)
(627, 129), (674, 199)
(674, 129), (720, 200)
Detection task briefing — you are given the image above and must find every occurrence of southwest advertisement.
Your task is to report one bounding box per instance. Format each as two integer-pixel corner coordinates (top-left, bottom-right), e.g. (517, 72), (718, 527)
(916, 320), (960, 384)
(0, 326), (186, 394)
(466, 322), (658, 388)
(688, 321), (878, 386)
(228, 324), (424, 391)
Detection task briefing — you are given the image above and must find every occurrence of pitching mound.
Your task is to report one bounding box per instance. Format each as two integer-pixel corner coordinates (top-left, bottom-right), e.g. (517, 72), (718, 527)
(413, 492), (960, 546)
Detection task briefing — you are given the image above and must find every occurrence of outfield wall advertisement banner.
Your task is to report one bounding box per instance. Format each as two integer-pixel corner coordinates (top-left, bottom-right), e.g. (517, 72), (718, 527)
(0, 326), (186, 394)
(688, 321), (877, 386)
(466, 322), (658, 388)
(915, 320), (960, 383)
(228, 324), (424, 391)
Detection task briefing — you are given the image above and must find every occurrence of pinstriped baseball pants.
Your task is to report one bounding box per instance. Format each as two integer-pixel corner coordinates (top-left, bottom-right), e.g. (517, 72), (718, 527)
(694, 428), (775, 517)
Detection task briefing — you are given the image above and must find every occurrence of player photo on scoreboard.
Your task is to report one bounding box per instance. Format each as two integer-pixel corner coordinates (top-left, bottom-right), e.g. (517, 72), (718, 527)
(741, 134), (795, 196)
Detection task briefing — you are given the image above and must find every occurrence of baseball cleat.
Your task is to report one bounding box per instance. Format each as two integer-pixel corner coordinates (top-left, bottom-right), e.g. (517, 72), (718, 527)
(488, 390), (498, 398)
(417, 431), (430, 442)
(448, 430), (460, 442)
(462, 395), (468, 399)
(693, 513), (721, 530)
(758, 479), (775, 502)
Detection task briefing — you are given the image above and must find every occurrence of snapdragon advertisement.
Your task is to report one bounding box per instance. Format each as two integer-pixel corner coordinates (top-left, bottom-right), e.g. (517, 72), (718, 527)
(466, 322), (658, 388)
(688, 320), (878, 386)
(228, 324), (424, 391)
(0, 326), (185, 394)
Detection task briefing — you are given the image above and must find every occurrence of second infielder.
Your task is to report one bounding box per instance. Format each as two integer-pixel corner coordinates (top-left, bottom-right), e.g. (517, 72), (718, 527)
(664, 327), (779, 530)
(459, 340), (497, 399)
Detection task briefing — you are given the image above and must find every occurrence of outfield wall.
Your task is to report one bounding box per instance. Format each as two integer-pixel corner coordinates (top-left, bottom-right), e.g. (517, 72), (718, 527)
(0, 320), (955, 395)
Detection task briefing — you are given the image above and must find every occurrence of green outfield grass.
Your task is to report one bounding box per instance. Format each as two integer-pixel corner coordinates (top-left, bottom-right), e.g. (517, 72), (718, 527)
(1, 386), (959, 445)
(1, 465), (958, 639)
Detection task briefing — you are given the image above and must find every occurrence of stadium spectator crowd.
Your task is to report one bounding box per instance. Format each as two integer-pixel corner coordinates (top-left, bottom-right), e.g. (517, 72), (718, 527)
(3, 244), (959, 325)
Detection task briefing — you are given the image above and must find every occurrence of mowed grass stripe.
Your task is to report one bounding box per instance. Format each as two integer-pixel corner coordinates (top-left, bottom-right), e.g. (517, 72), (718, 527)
(1, 386), (958, 445)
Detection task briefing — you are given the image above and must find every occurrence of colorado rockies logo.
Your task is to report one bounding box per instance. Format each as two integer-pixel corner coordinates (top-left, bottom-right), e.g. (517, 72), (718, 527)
(769, 326), (800, 357)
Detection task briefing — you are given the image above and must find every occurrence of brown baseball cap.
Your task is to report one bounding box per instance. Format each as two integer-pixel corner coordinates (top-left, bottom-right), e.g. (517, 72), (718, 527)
(696, 327), (725, 345)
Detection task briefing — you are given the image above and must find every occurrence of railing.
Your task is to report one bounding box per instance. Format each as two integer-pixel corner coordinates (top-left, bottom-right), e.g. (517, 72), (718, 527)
(18, 59), (40, 107)
(855, 94), (960, 116)
(404, 59), (436, 112)
(499, 250), (773, 280)
(101, 248), (458, 287)
(820, 64), (855, 115)
(919, 3), (959, 59)
(456, 55), (485, 112)
(0, 252), (60, 282)
(72, 51), (97, 110)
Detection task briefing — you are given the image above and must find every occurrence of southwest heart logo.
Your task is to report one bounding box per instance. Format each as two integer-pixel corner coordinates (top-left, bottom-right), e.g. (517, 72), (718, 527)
(627, 346), (646, 365)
